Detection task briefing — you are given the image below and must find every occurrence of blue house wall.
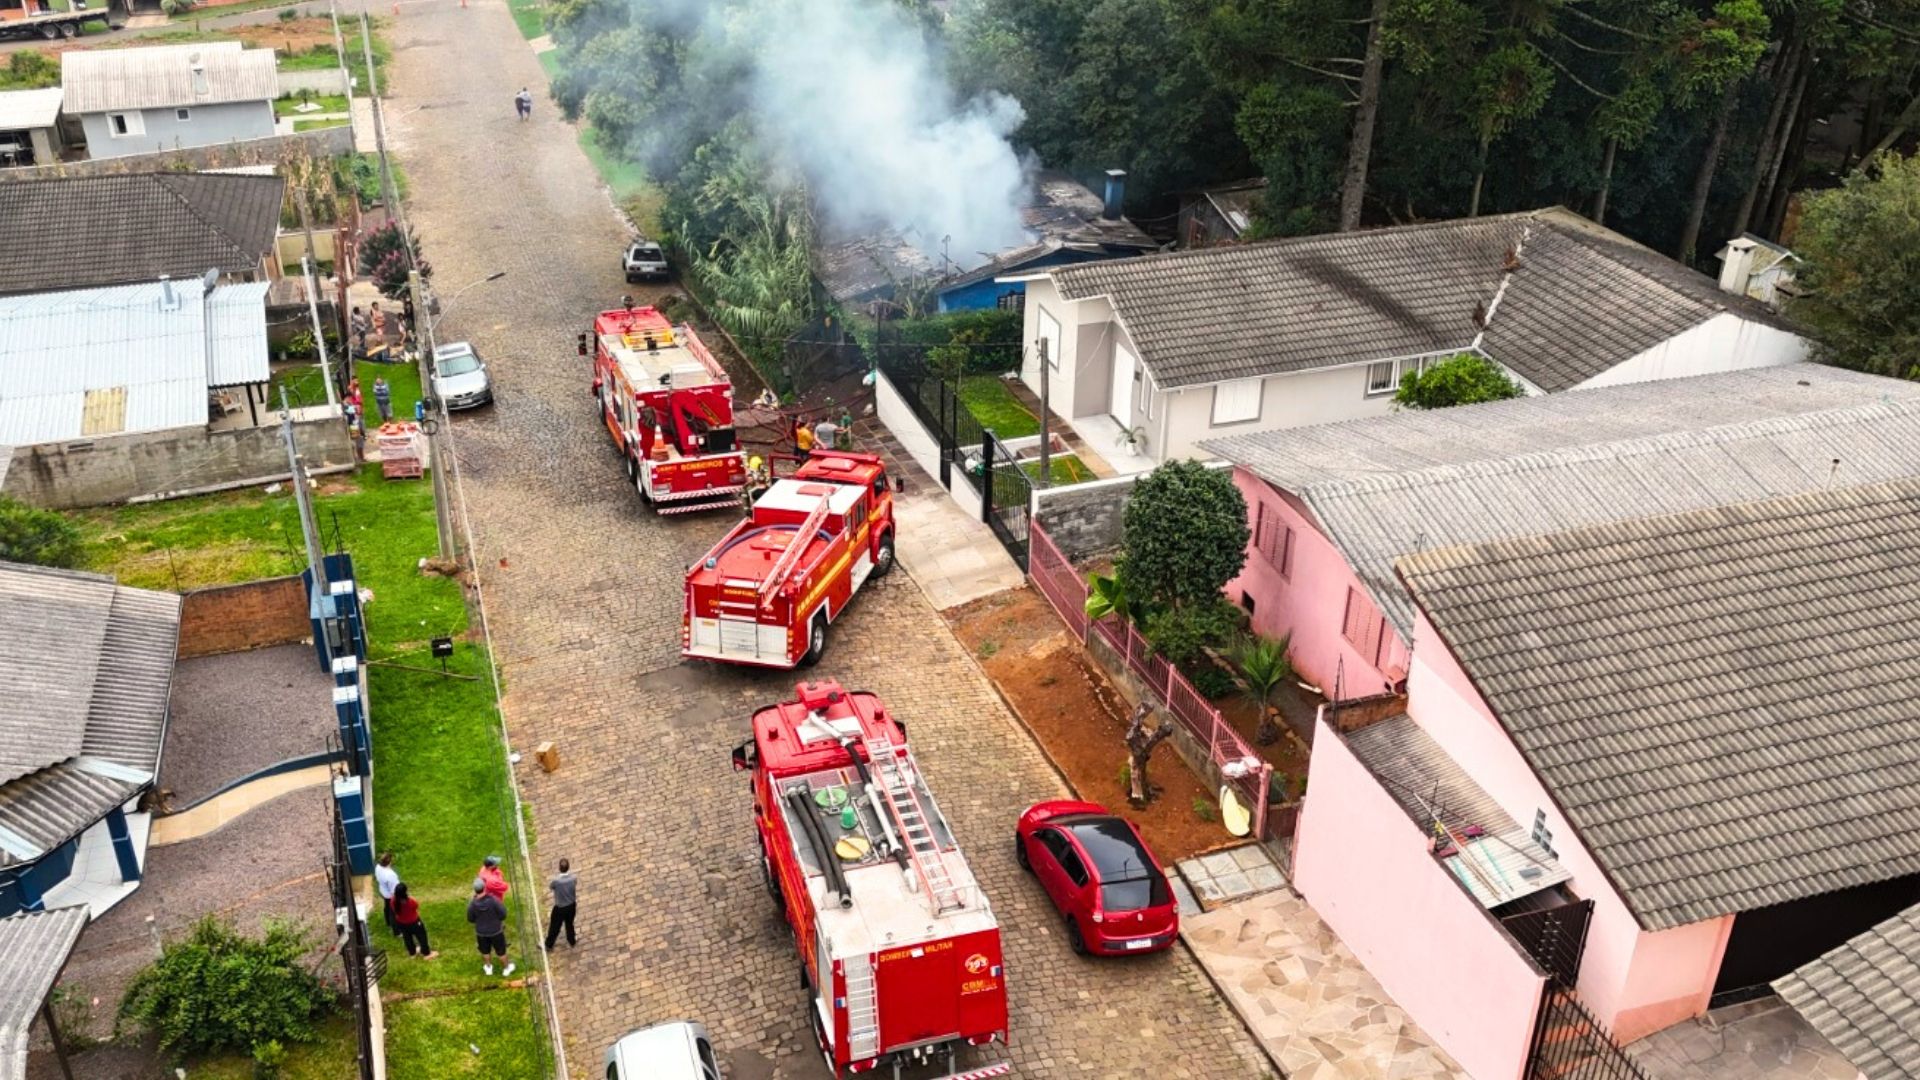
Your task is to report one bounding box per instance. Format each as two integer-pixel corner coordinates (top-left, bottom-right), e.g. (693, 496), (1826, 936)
(935, 249), (1131, 312)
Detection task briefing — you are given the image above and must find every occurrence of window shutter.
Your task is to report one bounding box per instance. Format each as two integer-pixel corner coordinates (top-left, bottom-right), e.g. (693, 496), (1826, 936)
(1211, 378), (1261, 425)
(1342, 585), (1384, 662)
(1279, 525), (1294, 579)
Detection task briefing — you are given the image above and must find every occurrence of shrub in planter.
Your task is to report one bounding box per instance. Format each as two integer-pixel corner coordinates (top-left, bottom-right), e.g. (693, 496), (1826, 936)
(1142, 598), (1245, 667)
(118, 917), (334, 1061)
(1188, 662), (1238, 701)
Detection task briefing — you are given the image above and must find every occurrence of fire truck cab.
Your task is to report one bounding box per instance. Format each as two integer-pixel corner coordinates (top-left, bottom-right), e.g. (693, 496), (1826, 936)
(683, 452), (896, 668)
(733, 682), (1010, 1080)
(588, 304), (746, 514)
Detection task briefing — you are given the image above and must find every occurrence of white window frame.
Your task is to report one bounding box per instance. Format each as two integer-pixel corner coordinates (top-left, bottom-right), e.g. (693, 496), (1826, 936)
(1210, 377), (1261, 426)
(1036, 306), (1061, 370)
(175, 108), (191, 121)
(107, 111), (144, 137)
(1142, 371), (1156, 420)
(1365, 360), (1395, 396)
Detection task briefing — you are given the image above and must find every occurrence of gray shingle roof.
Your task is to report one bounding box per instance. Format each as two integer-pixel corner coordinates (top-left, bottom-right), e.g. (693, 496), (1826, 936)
(1202, 365), (1920, 642)
(0, 172), (285, 296)
(1775, 904), (1920, 1080)
(1049, 207), (1795, 391)
(0, 562), (180, 870)
(0, 906), (90, 1080)
(61, 42), (278, 114)
(1347, 713), (1512, 833)
(1396, 478), (1920, 931)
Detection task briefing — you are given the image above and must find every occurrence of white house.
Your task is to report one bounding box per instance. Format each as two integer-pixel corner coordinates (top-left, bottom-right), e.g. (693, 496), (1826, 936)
(1005, 207), (1811, 469)
(62, 43), (278, 160)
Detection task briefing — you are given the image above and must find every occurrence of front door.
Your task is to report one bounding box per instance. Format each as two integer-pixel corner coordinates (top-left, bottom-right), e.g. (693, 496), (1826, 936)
(1109, 343), (1136, 423)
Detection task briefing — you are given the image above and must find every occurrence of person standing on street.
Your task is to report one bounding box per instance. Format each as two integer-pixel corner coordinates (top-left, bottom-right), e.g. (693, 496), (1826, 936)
(515, 88), (533, 121)
(478, 854), (510, 900)
(373, 377), (393, 424)
(466, 879), (513, 977)
(544, 858), (577, 950)
(392, 882), (436, 959)
(374, 852), (400, 934)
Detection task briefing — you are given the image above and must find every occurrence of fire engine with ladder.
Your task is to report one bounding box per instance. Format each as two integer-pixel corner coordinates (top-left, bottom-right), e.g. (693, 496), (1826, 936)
(683, 452), (896, 668)
(733, 681), (1011, 1080)
(586, 303), (747, 514)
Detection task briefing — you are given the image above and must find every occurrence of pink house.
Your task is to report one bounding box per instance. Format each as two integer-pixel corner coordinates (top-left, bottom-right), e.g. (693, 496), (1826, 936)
(1201, 364), (1920, 702)
(1288, 477), (1920, 1078)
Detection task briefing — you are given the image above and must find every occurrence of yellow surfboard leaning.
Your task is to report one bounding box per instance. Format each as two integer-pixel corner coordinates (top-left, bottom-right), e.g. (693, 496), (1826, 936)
(1220, 785), (1251, 838)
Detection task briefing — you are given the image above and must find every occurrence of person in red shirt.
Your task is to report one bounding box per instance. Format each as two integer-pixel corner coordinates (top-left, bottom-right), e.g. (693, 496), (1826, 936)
(391, 882), (435, 959)
(478, 855), (510, 901)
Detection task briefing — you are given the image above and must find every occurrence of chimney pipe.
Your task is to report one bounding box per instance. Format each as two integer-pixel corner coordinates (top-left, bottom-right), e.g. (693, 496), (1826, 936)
(158, 274), (178, 311)
(1718, 236), (1758, 298)
(1102, 169), (1126, 220)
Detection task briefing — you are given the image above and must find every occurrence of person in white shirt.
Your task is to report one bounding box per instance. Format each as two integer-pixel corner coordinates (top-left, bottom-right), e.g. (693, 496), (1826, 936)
(374, 852), (401, 935)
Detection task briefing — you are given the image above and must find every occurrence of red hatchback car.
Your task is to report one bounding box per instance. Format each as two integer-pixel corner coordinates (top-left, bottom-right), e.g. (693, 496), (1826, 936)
(1015, 800), (1179, 956)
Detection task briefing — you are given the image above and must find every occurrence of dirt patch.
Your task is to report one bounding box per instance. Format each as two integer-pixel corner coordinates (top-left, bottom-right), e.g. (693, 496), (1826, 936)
(947, 586), (1241, 864)
(42, 18), (340, 56)
(1216, 694), (1312, 799)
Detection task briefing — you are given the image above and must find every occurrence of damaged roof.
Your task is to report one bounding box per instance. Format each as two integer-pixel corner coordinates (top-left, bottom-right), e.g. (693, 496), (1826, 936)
(814, 170), (1156, 305)
(1397, 478), (1920, 931)
(1047, 206), (1797, 391)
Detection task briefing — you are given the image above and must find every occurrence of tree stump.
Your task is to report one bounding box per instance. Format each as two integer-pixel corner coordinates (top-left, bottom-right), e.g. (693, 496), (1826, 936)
(1124, 701), (1175, 808)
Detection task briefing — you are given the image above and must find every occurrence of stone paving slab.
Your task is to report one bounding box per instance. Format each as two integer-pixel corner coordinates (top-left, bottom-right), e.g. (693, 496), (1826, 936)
(1179, 843), (1287, 911)
(1629, 998), (1858, 1080)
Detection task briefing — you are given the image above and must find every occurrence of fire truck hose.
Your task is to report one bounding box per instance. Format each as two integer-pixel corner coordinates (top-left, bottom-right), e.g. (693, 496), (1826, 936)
(787, 789), (853, 909)
(838, 739), (908, 871)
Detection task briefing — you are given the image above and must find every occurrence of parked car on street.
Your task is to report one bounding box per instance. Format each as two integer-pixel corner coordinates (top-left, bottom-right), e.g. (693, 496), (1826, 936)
(623, 240), (670, 282)
(431, 342), (493, 410)
(605, 1021), (720, 1080)
(1015, 800), (1178, 956)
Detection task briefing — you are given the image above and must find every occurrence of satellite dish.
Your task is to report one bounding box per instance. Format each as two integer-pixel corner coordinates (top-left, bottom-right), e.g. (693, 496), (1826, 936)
(1219, 785), (1251, 838)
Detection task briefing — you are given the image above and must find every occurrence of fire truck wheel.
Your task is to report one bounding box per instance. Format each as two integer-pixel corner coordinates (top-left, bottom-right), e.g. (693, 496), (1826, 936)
(759, 842), (785, 911)
(1014, 832), (1030, 872)
(1067, 916), (1089, 956)
(871, 534), (896, 578)
(800, 613), (828, 667)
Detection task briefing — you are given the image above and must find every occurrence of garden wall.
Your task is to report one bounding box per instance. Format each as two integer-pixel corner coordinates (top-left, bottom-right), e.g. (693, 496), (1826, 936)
(178, 575), (312, 658)
(1030, 461), (1233, 561)
(0, 127), (355, 183)
(278, 69), (351, 96)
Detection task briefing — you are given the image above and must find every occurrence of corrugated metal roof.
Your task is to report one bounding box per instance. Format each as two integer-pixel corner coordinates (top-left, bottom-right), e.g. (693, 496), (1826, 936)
(1775, 904), (1920, 1080)
(0, 279), (262, 444)
(205, 281), (269, 387)
(1397, 478), (1920, 931)
(1203, 366), (1920, 642)
(1049, 207), (1795, 391)
(0, 906), (89, 1080)
(61, 43), (278, 114)
(0, 563), (179, 870)
(0, 88), (62, 130)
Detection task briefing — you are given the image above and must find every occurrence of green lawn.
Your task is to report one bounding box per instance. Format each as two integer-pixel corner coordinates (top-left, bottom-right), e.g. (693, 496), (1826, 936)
(578, 125), (653, 203)
(277, 93), (350, 117)
(385, 989), (550, 1077)
(1020, 452), (1093, 485)
(536, 48), (563, 83)
(508, 0), (545, 39)
(295, 117), (351, 131)
(958, 375), (1039, 439)
(189, 1014), (359, 1079)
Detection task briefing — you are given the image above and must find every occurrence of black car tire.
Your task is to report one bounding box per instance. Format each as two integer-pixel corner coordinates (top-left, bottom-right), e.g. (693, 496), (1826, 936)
(1014, 833), (1030, 872)
(800, 612), (828, 667)
(872, 534), (896, 578)
(1067, 917), (1088, 955)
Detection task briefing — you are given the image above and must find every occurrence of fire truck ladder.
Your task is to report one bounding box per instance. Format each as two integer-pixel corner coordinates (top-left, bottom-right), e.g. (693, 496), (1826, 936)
(759, 496), (832, 610)
(842, 953), (880, 1060)
(863, 734), (966, 915)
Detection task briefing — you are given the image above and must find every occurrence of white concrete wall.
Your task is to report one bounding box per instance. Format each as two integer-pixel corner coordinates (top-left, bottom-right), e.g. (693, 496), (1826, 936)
(80, 99), (277, 160)
(1576, 314), (1809, 390)
(277, 69), (350, 96)
(873, 368), (983, 519)
(1152, 362), (1406, 462)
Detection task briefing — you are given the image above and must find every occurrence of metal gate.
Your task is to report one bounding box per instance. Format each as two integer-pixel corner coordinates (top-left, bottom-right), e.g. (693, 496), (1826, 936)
(980, 430), (1031, 570)
(1502, 898), (1594, 989)
(1524, 987), (1652, 1080)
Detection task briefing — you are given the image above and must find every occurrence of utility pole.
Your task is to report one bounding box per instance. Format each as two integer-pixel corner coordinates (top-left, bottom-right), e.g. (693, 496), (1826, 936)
(328, 0), (351, 108)
(1036, 338), (1051, 488)
(281, 388), (330, 593)
(297, 188), (339, 408)
(410, 268), (455, 562)
(357, 10), (407, 247)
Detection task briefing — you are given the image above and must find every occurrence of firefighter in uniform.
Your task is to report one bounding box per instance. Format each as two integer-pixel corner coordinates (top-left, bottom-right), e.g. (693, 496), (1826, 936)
(741, 455), (771, 514)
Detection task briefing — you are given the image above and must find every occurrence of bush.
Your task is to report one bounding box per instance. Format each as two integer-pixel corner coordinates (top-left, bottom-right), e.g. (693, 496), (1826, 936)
(0, 51), (59, 91)
(276, 5), (298, 18)
(1189, 662), (1239, 700)
(356, 222), (429, 301)
(1143, 598), (1246, 667)
(159, 0), (195, 14)
(1394, 352), (1524, 409)
(118, 917), (334, 1061)
(1120, 460), (1249, 608)
(253, 1038), (288, 1078)
(0, 496), (84, 569)
(866, 309), (1022, 376)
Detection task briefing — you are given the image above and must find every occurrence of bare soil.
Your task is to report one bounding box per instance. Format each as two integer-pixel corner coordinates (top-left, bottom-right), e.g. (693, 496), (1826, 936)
(946, 586), (1242, 864)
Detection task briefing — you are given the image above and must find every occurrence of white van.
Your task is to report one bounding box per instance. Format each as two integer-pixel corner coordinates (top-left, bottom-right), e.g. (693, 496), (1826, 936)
(605, 1021), (720, 1080)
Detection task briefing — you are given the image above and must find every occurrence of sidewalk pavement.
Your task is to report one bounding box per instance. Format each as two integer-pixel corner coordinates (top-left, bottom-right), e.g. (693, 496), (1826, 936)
(852, 418), (1024, 610)
(1182, 886), (1470, 1080)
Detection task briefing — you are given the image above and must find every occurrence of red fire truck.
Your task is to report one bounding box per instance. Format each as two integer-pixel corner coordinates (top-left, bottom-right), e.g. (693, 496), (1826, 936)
(683, 452), (896, 668)
(732, 681), (1011, 1080)
(587, 304), (746, 514)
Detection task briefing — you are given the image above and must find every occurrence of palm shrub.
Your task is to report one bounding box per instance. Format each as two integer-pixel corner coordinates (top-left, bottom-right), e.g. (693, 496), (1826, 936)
(1233, 633), (1296, 745)
(0, 495), (83, 569)
(118, 917), (334, 1061)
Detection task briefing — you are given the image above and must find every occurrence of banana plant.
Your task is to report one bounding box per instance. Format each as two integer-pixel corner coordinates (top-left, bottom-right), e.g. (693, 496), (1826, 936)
(1084, 572), (1130, 622)
(1233, 633), (1295, 745)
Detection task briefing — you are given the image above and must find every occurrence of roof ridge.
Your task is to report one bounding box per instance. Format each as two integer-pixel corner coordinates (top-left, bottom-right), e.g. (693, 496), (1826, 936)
(1529, 218), (1729, 318)
(150, 174), (258, 266)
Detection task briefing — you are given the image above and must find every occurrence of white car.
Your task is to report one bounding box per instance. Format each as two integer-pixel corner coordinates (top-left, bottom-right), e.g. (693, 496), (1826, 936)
(431, 342), (493, 410)
(605, 1021), (720, 1080)
(623, 240), (670, 283)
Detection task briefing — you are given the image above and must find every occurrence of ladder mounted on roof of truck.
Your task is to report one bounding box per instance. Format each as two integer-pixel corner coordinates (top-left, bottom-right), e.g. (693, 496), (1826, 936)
(757, 494), (832, 609)
(862, 731), (967, 916)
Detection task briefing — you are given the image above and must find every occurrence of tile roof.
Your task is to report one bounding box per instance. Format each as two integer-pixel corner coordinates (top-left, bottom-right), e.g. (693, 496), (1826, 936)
(0, 562), (180, 870)
(1396, 478), (1920, 930)
(1048, 207), (1795, 390)
(61, 42), (278, 114)
(0, 906), (90, 1080)
(0, 171), (284, 297)
(1202, 365), (1920, 641)
(1775, 904), (1920, 1080)
(0, 88), (62, 131)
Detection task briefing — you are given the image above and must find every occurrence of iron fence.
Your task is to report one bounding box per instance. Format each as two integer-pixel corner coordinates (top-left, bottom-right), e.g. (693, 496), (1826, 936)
(1029, 522), (1273, 837)
(1526, 987), (1653, 1080)
(980, 430), (1031, 571)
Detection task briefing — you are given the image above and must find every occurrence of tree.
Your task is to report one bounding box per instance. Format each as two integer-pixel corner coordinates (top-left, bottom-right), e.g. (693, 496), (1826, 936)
(1123, 701), (1176, 807)
(1233, 633), (1296, 745)
(354, 222), (427, 301)
(0, 496), (83, 569)
(118, 917), (334, 1061)
(1118, 460), (1248, 610)
(1394, 352), (1524, 408)
(1791, 152), (1920, 379)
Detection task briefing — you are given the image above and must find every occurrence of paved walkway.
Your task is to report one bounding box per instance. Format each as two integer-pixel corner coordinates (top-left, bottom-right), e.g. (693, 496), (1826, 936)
(1182, 887), (1469, 1080)
(149, 764), (335, 845)
(1629, 998), (1857, 1080)
(853, 418), (1024, 611)
(386, 1), (1273, 1075)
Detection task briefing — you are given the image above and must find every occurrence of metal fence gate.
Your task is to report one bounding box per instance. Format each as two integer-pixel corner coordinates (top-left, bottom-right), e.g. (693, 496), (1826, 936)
(1503, 898), (1594, 989)
(980, 430), (1031, 570)
(1525, 987), (1653, 1080)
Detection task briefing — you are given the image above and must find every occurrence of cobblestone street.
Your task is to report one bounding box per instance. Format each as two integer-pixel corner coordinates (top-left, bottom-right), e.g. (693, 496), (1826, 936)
(385, 2), (1274, 1075)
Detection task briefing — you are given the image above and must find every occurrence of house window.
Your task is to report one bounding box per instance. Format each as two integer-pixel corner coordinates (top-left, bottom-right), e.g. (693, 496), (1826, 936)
(1036, 306), (1061, 370)
(176, 108), (191, 121)
(1531, 810), (1558, 859)
(1254, 502), (1293, 578)
(1211, 377), (1261, 425)
(1366, 360), (1395, 396)
(108, 112), (144, 137)
(1341, 585), (1386, 666)
(81, 386), (128, 435)
(1239, 591), (1255, 615)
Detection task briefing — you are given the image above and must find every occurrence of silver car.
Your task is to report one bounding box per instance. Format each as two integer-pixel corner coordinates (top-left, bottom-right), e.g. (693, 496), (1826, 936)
(431, 342), (493, 410)
(605, 1021), (720, 1080)
(623, 240), (670, 282)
